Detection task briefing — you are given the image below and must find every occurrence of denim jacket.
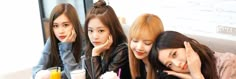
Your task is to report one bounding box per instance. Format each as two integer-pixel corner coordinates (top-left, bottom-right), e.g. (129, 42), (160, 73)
(32, 38), (81, 79)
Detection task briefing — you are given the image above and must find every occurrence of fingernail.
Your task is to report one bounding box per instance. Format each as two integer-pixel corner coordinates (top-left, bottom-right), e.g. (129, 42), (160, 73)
(184, 41), (187, 45)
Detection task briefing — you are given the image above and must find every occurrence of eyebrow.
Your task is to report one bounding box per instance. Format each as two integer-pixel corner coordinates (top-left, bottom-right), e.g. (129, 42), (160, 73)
(53, 22), (70, 24)
(62, 22), (70, 24)
(88, 26), (105, 29)
(143, 39), (152, 41)
(143, 40), (152, 43)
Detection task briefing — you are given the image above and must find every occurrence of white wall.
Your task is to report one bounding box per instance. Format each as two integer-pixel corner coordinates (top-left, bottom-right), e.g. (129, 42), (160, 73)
(0, 0), (44, 78)
(109, 0), (236, 41)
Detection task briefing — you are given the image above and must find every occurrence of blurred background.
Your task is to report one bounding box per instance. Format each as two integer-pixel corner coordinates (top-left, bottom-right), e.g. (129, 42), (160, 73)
(0, 0), (235, 79)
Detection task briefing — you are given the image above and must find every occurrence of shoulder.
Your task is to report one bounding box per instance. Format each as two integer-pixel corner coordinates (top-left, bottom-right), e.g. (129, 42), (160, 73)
(114, 42), (128, 52)
(215, 52), (236, 78)
(117, 42), (128, 47)
(109, 42), (128, 56)
(42, 38), (51, 53)
(215, 52), (236, 63)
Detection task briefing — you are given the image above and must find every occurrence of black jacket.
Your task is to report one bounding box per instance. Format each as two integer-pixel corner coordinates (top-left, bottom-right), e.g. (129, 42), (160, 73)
(85, 43), (131, 79)
(135, 61), (146, 79)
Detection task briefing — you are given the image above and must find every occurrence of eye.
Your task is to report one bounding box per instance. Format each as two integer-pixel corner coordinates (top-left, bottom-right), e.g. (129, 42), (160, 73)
(132, 39), (138, 43)
(144, 42), (152, 45)
(63, 23), (70, 27)
(98, 30), (104, 32)
(172, 52), (177, 58)
(167, 63), (172, 68)
(88, 29), (93, 32)
(53, 24), (58, 28)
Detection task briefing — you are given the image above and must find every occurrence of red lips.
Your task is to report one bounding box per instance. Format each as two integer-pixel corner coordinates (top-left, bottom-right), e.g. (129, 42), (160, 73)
(182, 63), (188, 70)
(92, 42), (101, 45)
(136, 52), (144, 56)
(59, 36), (66, 39)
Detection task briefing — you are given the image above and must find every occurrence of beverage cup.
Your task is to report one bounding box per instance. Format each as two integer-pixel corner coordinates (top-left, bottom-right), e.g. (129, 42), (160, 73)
(70, 68), (86, 79)
(47, 67), (61, 79)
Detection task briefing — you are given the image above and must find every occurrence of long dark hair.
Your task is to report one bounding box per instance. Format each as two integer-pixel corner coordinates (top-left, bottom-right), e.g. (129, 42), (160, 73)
(47, 3), (84, 68)
(149, 31), (219, 79)
(84, 0), (127, 59)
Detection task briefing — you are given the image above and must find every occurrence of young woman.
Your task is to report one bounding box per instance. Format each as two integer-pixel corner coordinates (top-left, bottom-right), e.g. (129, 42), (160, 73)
(128, 13), (164, 79)
(32, 3), (84, 79)
(84, 0), (131, 79)
(150, 31), (236, 79)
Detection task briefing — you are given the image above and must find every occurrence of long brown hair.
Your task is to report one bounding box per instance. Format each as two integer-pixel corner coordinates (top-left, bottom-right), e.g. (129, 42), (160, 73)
(47, 3), (84, 68)
(84, 0), (127, 60)
(150, 31), (219, 79)
(128, 13), (164, 79)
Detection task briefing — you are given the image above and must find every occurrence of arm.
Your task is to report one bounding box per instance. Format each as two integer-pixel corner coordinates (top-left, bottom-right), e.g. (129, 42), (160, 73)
(32, 38), (51, 79)
(91, 43), (129, 79)
(107, 44), (128, 72)
(58, 42), (80, 79)
(108, 44), (130, 79)
(84, 55), (102, 79)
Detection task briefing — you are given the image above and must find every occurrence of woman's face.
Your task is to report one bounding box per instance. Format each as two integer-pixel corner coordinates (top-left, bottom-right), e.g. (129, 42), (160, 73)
(88, 18), (110, 47)
(158, 48), (189, 73)
(53, 14), (74, 42)
(130, 32), (154, 60)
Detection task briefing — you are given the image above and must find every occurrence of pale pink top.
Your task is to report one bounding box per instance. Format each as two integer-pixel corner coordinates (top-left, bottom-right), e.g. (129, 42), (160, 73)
(215, 52), (236, 79)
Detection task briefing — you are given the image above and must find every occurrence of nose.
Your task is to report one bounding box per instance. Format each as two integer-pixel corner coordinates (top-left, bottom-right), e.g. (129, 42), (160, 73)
(58, 27), (64, 34)
(91, 31), (99, 39)
(136, 42), (144, 51)
(171, 59), (181, 68)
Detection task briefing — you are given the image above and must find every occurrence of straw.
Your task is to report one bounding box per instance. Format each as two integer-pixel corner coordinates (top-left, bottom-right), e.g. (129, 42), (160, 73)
(118, 68), (121, 78)
(56, 66), (59, 72)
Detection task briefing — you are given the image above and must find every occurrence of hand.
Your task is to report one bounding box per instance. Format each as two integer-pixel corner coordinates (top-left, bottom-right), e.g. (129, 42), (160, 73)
(165, 70), (192, 79)
(62, 29), (76, 43)
(35, 70), (50, 79)
(184, 41), (204, 79)
(92, 35), (113, 56)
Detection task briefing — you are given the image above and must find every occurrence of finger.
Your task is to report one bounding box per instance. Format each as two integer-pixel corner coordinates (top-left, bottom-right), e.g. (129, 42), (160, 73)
(184, 41), (190, 54)
(62, 34), (69, 42)
(104, 35), (111, 46)
(108, 35), (113, 46)
(165, 70), (191, 79)
(184, 41), (194, 57)
(68, 30), (74, 39)
(185, 42), (195, 53)
(62, 29), (73, 42)
(184, 41), (192, 65)
(67, 29), (76, 42)
(100, 39), (109, 48)
(105, 38), (110, 48)
(72, 30), (76, 41)
(184, 41), (190, 58)
(68, 29), (73, 38)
